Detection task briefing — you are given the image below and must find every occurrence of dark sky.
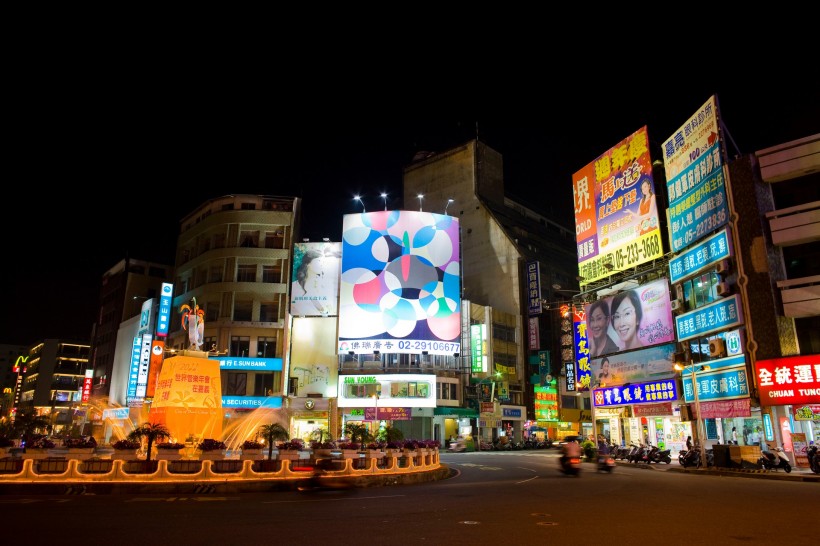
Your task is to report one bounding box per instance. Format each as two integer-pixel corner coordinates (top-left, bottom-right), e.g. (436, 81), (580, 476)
(3, 83), (817, 346)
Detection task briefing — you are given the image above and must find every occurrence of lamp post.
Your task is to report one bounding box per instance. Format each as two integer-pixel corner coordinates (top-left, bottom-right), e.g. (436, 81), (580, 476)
(675, 360), (710, 468)
(354, 195), (365, 213)
(444, 198), (454, 215)
(417, 193), (424, 212)
(381, 192), (388, 211)
(371, 393), (380, 435)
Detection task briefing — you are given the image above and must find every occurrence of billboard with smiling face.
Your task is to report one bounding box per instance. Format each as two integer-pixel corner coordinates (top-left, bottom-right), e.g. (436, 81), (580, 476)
(337, 210), (461, 356)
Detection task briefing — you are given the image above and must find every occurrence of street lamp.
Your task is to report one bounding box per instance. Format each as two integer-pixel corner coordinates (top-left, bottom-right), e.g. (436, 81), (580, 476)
(675, 361), (711, 468)
(417, 194), (424, 212)
(381, 192), (388, 211)
(372, 393), (380, 433)
(354, 195), (365, 213)
(444, 198), (454, 215)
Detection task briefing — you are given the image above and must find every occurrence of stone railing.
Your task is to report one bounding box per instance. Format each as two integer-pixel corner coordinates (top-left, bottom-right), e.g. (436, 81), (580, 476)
(0, 449), (440, 485)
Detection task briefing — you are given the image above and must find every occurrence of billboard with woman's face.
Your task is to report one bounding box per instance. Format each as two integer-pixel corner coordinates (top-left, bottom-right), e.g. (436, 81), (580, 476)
(290, 242), (342, 317)
(337, 210), (461, 356)
(584, 277), (675, 357)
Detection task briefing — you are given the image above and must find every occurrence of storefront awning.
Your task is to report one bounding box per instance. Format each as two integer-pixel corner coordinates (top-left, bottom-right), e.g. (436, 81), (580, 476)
(434, 407), (478, 417)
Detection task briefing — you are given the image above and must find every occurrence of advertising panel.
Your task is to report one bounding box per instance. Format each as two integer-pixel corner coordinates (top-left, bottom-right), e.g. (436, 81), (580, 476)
(338, 211), (461, 356)
(680, 356), (749, 403)
(156, 282), (173, 337)
(137, 298), (155, 337)
(126, 336), (141, 402)
(290, 241), (342, 317)
(526, 261), (542, 315)
(572, 126), (664, 285)
(528, 317), (539, 351)
(662, 95), (729, 252)
(290, 316), (339, 398)
(584, 278), (675, 356)
(675, 294), (744, 341)
(589, 343), (676, 386)
(573, 306), (591, 390)
(592, 378), (678, 408)
(145, 339), (165, 399)
(337, 374), (437, 408)
(668, 227), (733, 285)
(471, 324), (486, 373)
(209, 356), (283, 371)
(756, 354), (820, 406)
(534, 383), (559, 422)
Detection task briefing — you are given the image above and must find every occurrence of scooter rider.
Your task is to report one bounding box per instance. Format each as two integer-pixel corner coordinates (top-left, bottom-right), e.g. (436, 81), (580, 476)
(561, 437), (582, 466)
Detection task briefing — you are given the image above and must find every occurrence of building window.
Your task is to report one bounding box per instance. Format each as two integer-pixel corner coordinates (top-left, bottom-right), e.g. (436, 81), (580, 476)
(239, 230), (259, 248)
(233, 301), (252, 322)
(205, 302), (220, 323)
(230, 336), (250, 357)
(212, 233), (226, 249)
(257, 337), (277, 358)
(241, 202), (256, 210)
(226, 371), (247, 395)
(259, 302), (278, 322)
(209, 265), (223, 283)
(237, 265), (256, 282)
(266, 230), (285, 249)
(262, 264), (281, 283)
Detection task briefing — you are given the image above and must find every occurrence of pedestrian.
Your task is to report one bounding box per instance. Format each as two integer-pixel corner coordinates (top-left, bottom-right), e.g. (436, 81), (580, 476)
(731, 427), (738, 445)
(686, 436), (693, 451)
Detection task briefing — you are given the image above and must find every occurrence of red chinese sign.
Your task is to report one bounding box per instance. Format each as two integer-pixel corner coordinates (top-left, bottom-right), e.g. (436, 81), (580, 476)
(694, 398), (751, 419)
(756, 355), (820, 406)
(364, 407), (411, 421)
(632, 403), (672, 417)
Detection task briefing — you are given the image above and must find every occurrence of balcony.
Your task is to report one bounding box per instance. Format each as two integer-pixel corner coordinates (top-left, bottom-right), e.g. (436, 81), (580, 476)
(777, 275), (820, 318)
(766, 201), (820, 247)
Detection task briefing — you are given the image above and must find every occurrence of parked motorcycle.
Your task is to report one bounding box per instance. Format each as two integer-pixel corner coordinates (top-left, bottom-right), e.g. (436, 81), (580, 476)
(650, 447), (672, 464)
(807, 444), (819, 474)
(758, 446), (792, 473)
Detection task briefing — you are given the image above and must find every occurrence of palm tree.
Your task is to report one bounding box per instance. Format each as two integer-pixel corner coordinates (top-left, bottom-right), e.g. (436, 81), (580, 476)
(12, 410), (51, 447)
(127, 422), (171, 462)
(259, 423), (289, 460)
(376, 425), (404, 444)
(343, 423), (371, 450)
(309, 427), (333, 446)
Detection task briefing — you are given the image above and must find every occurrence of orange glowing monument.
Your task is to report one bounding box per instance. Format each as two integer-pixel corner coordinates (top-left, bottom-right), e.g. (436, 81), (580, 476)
(147, 299), (222, 441)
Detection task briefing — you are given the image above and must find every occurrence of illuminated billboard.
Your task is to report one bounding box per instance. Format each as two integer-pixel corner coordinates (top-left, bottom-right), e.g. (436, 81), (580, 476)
(572, 126), (664, 286)
(290, 241), (342, 316)
(337, 374), (437, 408)
(584, 277), (675, 356)
(662, 95), (729, 252)
(337, 211), (461, 356)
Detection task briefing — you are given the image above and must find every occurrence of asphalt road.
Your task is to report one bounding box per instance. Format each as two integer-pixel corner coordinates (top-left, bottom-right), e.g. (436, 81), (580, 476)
(0, 450), (815, 545)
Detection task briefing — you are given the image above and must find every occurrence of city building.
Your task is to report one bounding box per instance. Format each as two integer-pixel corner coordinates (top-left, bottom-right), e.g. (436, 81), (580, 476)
(89, 258), (172, 401)
(386, 139), (577, 445)
(16, 339), (90, 434)
(165, 195), (299, 426)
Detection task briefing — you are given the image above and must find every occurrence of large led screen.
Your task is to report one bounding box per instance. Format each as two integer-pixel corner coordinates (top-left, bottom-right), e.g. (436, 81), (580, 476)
(572, 126), (664, 286)
(338, 211), (461, 356)
(290, 241), (342, 316)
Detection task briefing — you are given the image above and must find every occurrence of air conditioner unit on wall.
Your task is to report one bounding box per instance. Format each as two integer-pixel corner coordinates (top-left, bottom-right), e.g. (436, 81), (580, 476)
(717, 282), (731, 297)
(709, 338), (726, 357)
(716, 259), (731, 275)
(671, 299), (684, 313)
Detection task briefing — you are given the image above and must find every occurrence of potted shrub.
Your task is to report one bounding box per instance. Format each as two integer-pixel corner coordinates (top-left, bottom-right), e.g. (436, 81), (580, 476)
(127, 422), (171, 463)
(240, 440), (264, 461)
(276, 439), (306, 461)
(196, 438), (227, 460)
(155, 441), (186, 460)
(111, 439), (141, 460)
(310, 439), (337, 458)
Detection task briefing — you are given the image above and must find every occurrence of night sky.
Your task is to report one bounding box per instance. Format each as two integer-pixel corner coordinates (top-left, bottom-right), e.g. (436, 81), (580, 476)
(3, 84), (817, 346)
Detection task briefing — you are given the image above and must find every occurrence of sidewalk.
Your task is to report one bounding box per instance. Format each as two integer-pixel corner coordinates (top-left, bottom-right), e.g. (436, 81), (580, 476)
(621, 460), (820, 482)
